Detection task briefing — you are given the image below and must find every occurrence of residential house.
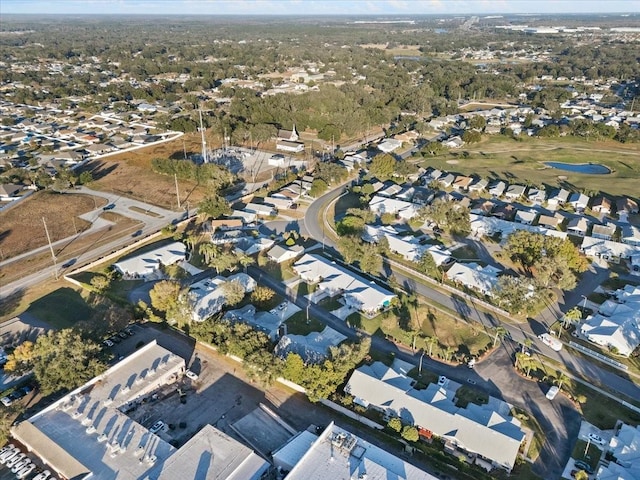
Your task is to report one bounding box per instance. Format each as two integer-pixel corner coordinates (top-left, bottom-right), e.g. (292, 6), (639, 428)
(470, 199), (496, 217)
(453, 175), (474, 191)
(267, 244), (305, 264)
(581, 236), (640, 264)
(591, 223), (617, 241)
(276, 140), (304, 153)
(244, 202), (276, 217)
(230, 210), (257, 224)
(344, 362), (525, 472)
(567, 217), (589, 237)
(412, 187), (436, 205)
(369, 195), (420, 222)
(189, 273), (257, 322)
(591, 196), (612, 215)
(377, 138), (402, 153)
(547, 188), (570, 208)
(596, 423), (640, 480)
(443, 136), (463, 149)
(206, 218), (244, 232)
(445, 262), (501, 296)
(223, 305), (284, 341)
(621, 225), (640, 247)
(292, 254), (396, 316)
(234, 236), (275, 256)
(0, 183), (23, 201)
(515, 210), (538, 225)
(537, 213), (564, 229)
(378, 182), (403, 198)
(277, 126), (299, 142)
(113, 242), (186, 280)
(438, 173), (456, 188)
(580, 285), (640, 357)
(568, 192), (590, 211)
(488, 180), (507, 197)
(491, 204), (516, 221)
(468, 177), (488, 193)
(426, 245), (454, 267)
(504, 184), (527, 201)
(527, 188), (546, 205)
(616, 197), (639, 220)
(274, 326), (347, 363)
(264, 196), (293, 210)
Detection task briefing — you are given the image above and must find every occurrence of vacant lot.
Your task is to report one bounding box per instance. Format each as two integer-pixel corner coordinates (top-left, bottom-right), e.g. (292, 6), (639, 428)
(26, 287), (93, 329)
(421, 136), (640, 198)
(85, 132), (214, 210)
(0, 191), (97, 260)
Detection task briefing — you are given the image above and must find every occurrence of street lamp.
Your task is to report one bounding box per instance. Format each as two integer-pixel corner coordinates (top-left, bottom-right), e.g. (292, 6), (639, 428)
(306, 302), (310, 325)
(581, 295), (588, 315)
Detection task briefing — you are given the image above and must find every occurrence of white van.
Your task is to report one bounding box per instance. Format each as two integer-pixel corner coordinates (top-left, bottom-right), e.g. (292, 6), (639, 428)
(546, 385), (559, 400)
(538, 333), (563, 351)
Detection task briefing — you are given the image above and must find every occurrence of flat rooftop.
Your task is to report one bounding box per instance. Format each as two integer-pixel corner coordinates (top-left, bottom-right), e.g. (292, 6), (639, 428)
(13, 341), (185, 480)
(282, 422), (438, 480)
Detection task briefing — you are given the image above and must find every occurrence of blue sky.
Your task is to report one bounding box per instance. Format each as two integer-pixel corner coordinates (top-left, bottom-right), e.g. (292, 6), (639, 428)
(2, 0), (638, 15)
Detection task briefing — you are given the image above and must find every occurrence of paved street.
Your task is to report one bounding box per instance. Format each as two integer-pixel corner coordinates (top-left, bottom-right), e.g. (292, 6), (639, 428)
(0, 186), (186, 301)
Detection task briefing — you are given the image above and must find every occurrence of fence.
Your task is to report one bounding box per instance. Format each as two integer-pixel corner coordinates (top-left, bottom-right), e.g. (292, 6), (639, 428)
(568, 341), (629, 371)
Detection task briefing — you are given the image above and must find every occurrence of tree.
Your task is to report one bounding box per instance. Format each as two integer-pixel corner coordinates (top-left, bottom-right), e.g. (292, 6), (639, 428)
(221, 280), (246, 307)
(417, 251), (438, 278)
(469, 115), (486, 130)
(25, 329), (105, 396)
(199, 243), (221, 264)
(401, 425), (419, 442)
(492, 276), (538, 315)
(282, 353), (306, 385)
(369, 153), (396, 180)
(235, 252), (255, 272)
(149, 280), (182, 314)
(493, 326), (508, 347)
(574, 471), (589, 480)
(462, 129), (481, 143)
(555, 372), (569, 391)
(425, 336), (438, 357)
(78, 171), (93, 185)
(4, 341), (34, 376)
(387, 417), (402, 433)
(250, 285), (275, 308)
(504, 230), (546, 267)
(198, 194), (231, 219)
(522, 337), (533, 354)
(90, 274), (111, 294)
(442, 346), (455, 362)
(208, 251), (237, 275)
(359, 243), (382, 275)
(309, 178), (328, 197)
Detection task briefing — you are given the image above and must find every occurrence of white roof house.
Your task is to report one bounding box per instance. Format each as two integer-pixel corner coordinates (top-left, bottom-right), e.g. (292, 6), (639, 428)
(597, 423), (640, 479)
(548, 188), (570, 208)
(568, 192), (590, 210)
(377, 138), (403, 153)
(488, 180), (506, 197)
(469, 214), (567, 240)
(189, 273), (257, 322)
(445, 262), (501, 296)
(504, 184), (527, 201)
(581, 236), (640, 263)
(426, 245), (454, 267)
(292, 254), (396, 316)
(113, 242), (186, 280)
(278, 422), (438, 480)
(274, 326), (347, 363)
(514, 210), (538, 225)
(621, 225), (640, 247)
(362, 225), (425, 262)
(267, 244), (305, 263)
(369, 195), (420, 222)
(344, 362), (525, 472)
(580, 287), (640, 357)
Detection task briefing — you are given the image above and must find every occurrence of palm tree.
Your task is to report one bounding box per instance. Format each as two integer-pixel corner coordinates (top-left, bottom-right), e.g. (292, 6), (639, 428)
(555, 372), (570, 391)
(236, 253), (255, 273)
(493, 326), (508, 347)
(198, 243), (221, 264)
(443, 347), (455, 362)
(184, 234), (199, 251)
(425, 336), (438, 357)
(522, 337), (533, 354)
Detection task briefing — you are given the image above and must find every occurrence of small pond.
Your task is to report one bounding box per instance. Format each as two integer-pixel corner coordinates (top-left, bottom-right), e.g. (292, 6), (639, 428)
(544, 162), (611, 175)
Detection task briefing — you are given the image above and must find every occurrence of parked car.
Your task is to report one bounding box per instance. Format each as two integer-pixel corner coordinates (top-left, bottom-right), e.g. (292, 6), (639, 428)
(185, 370), (199, 381)
(102, 203), (115, 211)
(103, 339), (114, 347)
(150, 420), (165, 434)
(124, 328), (134, 336)
(546, 386), (559, 400)
(118, 331), (128, 339)
(1, 396), (13, 407)
(110, 336), (121, 344)
(588, 433), (606, 446)
(437, 376), (448, 387)
(574, 460), (594, 474)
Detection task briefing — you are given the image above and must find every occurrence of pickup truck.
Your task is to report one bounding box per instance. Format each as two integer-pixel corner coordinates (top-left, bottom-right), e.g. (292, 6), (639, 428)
(538, 333), (563, 351)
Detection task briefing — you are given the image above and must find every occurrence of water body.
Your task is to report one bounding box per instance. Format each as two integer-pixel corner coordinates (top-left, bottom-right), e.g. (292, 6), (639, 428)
(544, 162), (611, 175)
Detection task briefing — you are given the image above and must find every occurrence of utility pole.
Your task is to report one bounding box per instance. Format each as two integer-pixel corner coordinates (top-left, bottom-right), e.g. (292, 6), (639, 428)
(42, 217), (58, 280)
(198, 108), (207, 164)
(174, 173), (181, 209)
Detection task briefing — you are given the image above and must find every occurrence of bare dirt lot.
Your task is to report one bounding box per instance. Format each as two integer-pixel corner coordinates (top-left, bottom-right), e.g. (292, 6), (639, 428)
(0, 191), (99, 260)
(86, 133), (215, 210)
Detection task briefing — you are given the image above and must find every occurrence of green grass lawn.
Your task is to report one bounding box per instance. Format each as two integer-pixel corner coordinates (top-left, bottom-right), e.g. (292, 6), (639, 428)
(455, 385), (489, 408)
(421, 135), (640, 198)
(26, 287), (93, 329)
(450, 245), (480, 262)
(572, 440), (602, 471)
(285, 311), (324, 335)
(511, 406), (545, 462)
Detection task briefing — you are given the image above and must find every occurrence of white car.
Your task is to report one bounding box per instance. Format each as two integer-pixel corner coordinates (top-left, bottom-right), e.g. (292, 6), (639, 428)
(546, 385), (559, 400)
(538, 333), (563, 351)
(185, 370), (199, 381)
(588, 433), (606, 445)
(1, 396), (13, 407)
(150, 421), (165, 434)
(437, 376), (448, 387)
